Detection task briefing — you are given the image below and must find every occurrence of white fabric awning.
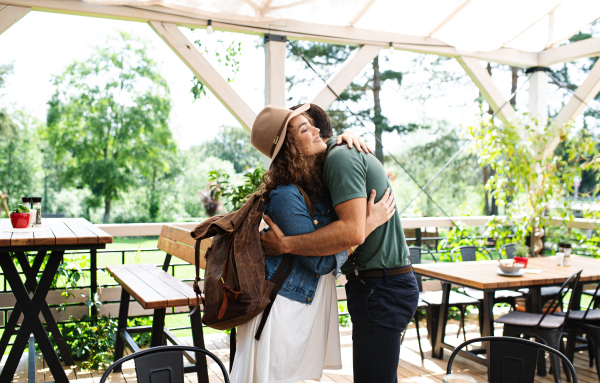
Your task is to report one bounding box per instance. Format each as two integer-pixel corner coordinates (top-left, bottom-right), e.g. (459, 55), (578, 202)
(84, 0), (600, 53)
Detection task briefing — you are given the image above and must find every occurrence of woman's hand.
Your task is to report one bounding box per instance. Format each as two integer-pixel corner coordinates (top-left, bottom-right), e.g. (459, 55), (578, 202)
(336, 131), (373, 153)
(365, 188), (395, 237)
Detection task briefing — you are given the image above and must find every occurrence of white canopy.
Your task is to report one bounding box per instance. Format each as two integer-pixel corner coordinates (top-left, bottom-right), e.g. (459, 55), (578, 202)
(84, 0), (600, 53)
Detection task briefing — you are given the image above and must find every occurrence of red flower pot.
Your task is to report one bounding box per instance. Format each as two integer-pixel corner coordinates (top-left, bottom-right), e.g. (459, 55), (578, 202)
(514, 256), (528, 268)
(10, 213), (30, 228)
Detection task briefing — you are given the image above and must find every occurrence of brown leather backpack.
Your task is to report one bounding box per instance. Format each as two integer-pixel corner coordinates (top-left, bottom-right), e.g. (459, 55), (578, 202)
(189, 187), (313, 340)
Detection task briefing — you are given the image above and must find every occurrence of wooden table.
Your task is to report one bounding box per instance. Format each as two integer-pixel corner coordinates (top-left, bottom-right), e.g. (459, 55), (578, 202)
(412, 256), (600, 367)
(0, 218), (112, 383)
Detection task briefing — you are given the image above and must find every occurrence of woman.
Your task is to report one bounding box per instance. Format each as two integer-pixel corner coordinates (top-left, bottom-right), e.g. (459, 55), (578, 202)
(230, 104), (395, 383)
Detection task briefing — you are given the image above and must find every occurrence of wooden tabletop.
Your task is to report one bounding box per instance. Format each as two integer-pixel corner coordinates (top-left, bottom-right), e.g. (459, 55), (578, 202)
(0, 218), (113, 248)
(412, 255), (600, 290)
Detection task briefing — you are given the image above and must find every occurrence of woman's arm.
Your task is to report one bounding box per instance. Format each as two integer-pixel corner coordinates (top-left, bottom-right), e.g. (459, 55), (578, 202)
(262, 188), (396, 257)
(266, 185), (336, 274)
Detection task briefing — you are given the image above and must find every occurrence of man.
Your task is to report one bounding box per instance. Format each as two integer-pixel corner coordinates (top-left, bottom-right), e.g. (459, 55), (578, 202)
(261, 104), (419, 383)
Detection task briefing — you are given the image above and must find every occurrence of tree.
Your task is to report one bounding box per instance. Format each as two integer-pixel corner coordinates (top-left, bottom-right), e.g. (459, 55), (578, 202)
(198, 125), (263, 173)
(45, 32), (176, 223)
(288, 42), (411, 163)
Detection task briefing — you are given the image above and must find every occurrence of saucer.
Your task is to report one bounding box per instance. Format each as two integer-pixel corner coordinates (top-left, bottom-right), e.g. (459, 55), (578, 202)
(496, 268), (525, 277)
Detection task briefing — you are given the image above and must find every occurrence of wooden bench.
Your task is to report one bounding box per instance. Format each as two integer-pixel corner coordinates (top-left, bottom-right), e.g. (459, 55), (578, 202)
(107, 225), (212, 382)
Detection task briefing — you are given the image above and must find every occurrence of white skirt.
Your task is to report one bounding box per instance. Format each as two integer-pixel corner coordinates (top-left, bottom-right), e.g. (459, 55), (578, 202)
(229, 273), (342, 383)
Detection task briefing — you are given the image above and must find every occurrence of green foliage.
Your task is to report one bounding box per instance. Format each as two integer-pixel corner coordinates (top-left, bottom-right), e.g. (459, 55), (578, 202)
(190, 37), (242, 100)
(199, 126), (263, 173)
(468, 119), (600, 247)
(513, 244), (530, 258)
(59, 315), (117, 370)
(0, 111), (43, 211)
(12, 204), (29, 213)
(208, 167), (265, 212)
(44, 32), (176, 223)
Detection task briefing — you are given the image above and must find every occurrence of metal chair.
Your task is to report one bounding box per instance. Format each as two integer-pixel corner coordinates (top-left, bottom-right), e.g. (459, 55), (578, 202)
(99, 345), (230, 383)
(557, 282), (600, 380)
(495, 269), (583, 383)
(446, 336), (577, 383)
(408, 246), (479, 352)
(450, 245), (478, 262)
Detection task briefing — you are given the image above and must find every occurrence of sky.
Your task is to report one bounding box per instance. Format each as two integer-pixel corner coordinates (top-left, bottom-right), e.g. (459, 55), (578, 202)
(0, 10), (586, 153)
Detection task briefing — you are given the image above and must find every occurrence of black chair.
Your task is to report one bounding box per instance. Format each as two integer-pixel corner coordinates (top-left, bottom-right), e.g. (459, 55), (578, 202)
(446, 336), (577, 383)
(408, 246), (479, 353)
(99, 345), (230, 383)
(557, 282), (600, 380)
(452, 246), (523, 326)
(495, 269), (583, 383)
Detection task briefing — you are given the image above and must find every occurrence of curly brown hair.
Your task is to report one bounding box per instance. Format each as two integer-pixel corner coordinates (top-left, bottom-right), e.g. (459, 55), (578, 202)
(260, 113), (326, 214)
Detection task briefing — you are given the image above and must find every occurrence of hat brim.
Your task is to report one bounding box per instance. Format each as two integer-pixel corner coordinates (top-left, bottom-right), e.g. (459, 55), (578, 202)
(271, 103), (311, 161)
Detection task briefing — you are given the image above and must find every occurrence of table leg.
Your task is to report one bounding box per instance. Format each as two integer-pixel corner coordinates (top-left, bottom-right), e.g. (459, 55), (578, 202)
(0, 251), (46, 357)
(482, 291), (494, 382)
(0, 251), (69, 383)
(15, 251), (75, 366)
(433, 283), (451, 359)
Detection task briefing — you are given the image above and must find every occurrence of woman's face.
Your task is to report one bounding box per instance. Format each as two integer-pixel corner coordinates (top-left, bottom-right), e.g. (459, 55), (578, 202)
(288, 114), (327, 157)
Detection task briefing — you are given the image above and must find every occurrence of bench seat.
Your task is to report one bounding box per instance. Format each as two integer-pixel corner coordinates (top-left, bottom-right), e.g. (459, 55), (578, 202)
(107, 263), (201, 309)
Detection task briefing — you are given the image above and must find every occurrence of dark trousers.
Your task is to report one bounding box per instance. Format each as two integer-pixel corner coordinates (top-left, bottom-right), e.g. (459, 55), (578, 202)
(345, 267), (420, 383)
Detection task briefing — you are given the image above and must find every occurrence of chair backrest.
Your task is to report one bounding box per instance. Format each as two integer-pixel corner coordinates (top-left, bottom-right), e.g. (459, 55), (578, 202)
(536, 269), (583, 329)
(450, 246), (477, 262)
(582, 282), (600, 322)
(500, 243), (516, 259)
(408, 246), (423, 292)
(99, 345), (229, 383)
(447, 336), (577, 383)
(157, 225), (212, 269)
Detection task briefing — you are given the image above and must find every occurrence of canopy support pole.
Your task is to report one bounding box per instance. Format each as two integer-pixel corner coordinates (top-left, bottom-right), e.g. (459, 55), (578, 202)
(312, 45), (381, 110)
(0, 4), (29, 36)
(543, 60), (600, 157)
(149, 21), (256, 131)
(263, 33), (287, 167)
(264, 33), (286, 107)
(456, 56), (519, 125)
(527, 67), (549, 127)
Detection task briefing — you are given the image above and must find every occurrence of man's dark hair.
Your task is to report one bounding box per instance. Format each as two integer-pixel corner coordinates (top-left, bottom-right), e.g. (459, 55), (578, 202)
(290, 103), (333, 138)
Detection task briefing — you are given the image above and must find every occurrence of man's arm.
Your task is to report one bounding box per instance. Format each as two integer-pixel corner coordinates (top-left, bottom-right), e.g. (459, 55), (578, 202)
(261, 197), (366, 256)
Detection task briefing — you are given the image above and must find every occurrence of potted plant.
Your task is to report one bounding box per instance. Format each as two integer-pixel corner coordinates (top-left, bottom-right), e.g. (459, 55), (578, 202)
(10, 204), (30, 228)
(513, 243), (530, 268)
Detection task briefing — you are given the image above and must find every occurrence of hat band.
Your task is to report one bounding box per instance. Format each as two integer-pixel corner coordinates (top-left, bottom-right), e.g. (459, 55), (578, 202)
(269, 111), (293, 158)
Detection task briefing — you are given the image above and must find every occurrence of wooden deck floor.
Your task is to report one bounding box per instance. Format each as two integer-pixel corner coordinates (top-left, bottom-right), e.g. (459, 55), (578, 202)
(5, 319), (599, 383)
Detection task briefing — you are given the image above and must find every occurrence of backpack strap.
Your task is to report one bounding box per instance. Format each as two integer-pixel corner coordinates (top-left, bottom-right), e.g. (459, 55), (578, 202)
(255, 255), (293, 340)
(189, 238), (207, 316)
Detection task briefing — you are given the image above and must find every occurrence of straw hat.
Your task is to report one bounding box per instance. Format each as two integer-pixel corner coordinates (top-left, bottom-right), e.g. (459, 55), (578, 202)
(251, 103), (310, 160)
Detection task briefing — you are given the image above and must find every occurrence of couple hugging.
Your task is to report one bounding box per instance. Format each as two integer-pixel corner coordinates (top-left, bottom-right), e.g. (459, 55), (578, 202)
(229, 103), (420, 383)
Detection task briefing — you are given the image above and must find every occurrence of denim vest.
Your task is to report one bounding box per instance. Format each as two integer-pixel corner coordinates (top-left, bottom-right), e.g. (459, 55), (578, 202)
(264, 184), (348, 305)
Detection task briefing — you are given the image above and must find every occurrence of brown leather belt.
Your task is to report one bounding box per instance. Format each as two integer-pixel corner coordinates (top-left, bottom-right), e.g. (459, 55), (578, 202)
(346, 265), (413, 282)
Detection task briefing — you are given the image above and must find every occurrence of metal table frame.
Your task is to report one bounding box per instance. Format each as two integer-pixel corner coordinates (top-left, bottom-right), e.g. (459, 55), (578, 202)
(0, 244), (105, 383)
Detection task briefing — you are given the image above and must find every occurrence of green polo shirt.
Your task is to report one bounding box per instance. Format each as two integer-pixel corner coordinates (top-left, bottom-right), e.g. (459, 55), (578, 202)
(323, 138), (409, 275)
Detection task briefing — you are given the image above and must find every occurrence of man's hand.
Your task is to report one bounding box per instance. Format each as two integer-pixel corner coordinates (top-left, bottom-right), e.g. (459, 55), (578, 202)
(260, 215), (286, 256)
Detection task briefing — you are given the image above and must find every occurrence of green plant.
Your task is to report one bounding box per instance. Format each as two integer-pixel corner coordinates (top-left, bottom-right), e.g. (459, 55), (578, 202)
(208, 167), (265, 212)
(12, 204), (29, 213)
(469, 120), (600, 252)
(513, 243), (530, 258)
(58, 315), (118, 370)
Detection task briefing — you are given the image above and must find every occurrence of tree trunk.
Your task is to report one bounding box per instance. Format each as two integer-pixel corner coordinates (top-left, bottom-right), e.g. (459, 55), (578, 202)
(103, 198), (111, 223)
(487, 63), (494, 116)
(483, 165), (490, 215)
(372, 55), (384, 163)
(510, 67), (519, 108)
